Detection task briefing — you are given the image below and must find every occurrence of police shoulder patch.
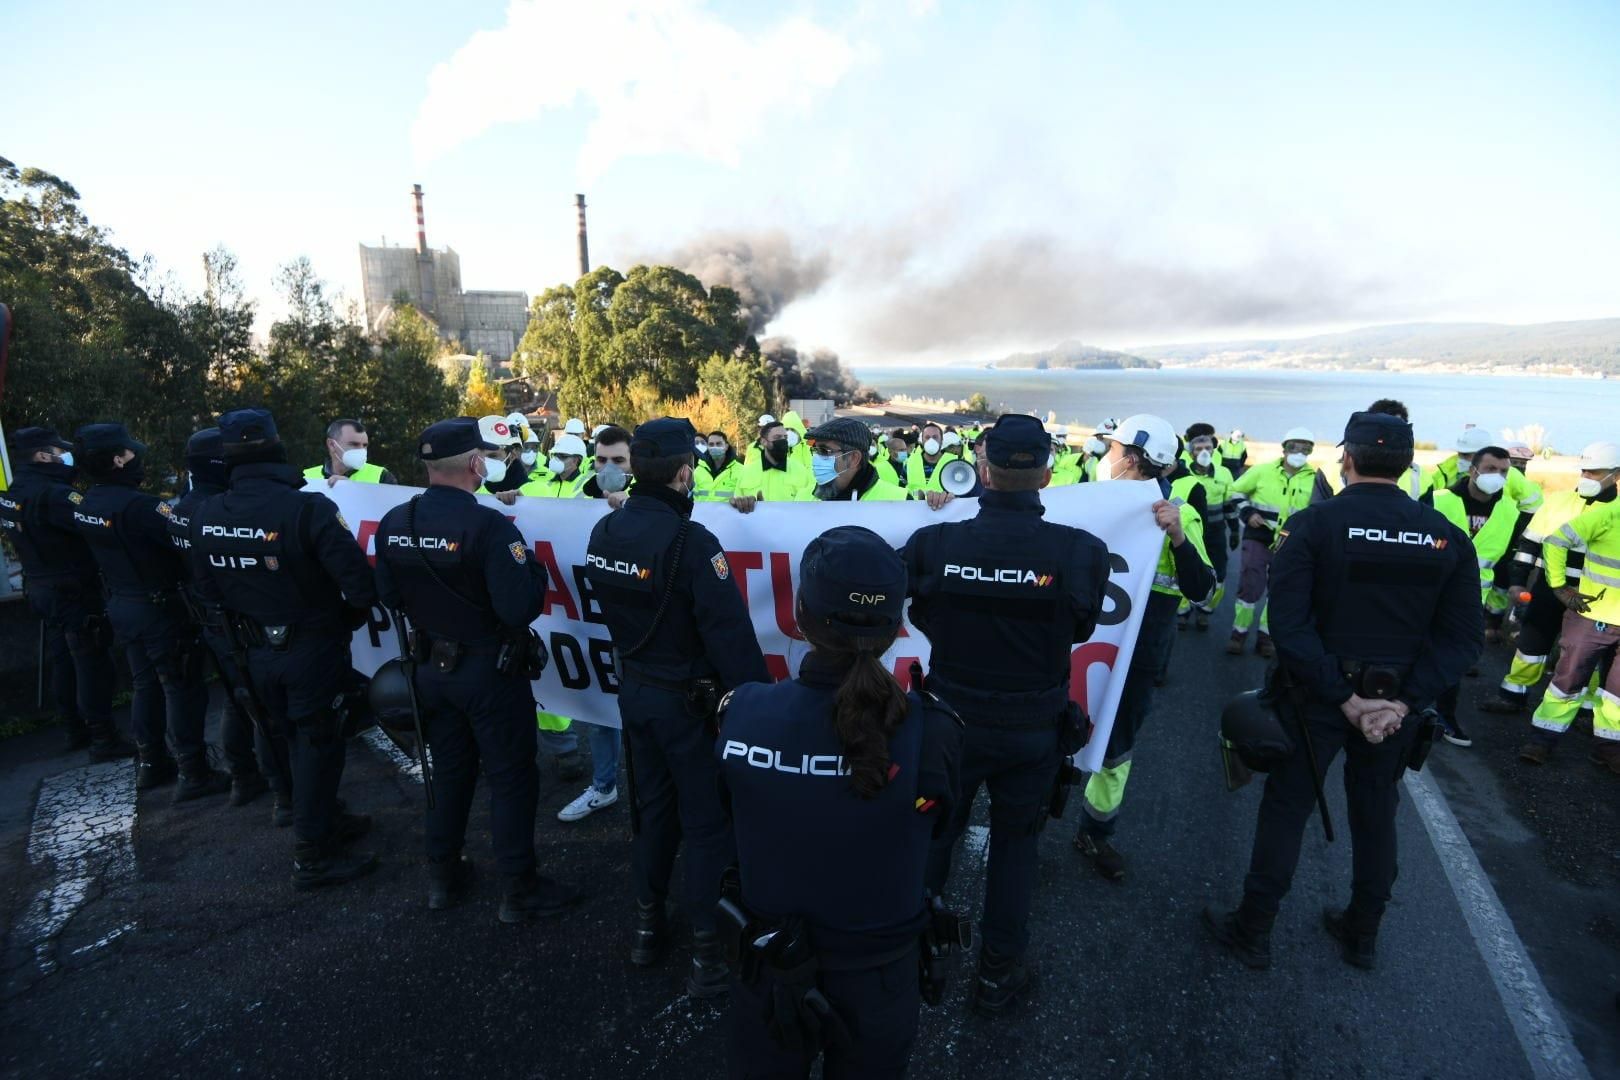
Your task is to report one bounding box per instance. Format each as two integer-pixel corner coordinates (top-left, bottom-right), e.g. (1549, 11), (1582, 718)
(336, 512), (350, 531)
(711, 552), (730, 580)
(156, 502), (173, 517)
(67, 491), (83, 504)
(510, 541), (528, 564)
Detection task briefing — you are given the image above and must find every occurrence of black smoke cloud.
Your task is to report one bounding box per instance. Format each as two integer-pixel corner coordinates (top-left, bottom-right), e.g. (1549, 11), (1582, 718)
(759, 337), (870, 404)
(660, 231), (830, 336)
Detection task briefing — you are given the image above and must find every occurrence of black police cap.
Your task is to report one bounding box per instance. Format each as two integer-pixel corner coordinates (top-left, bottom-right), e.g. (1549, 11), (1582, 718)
(418, 417), (498, 461)
(805, 417), (876, 452)
(631, 416), (699, 459)
(1339, 411), (1414, 451)
(74, 422), (146, 456)
(185, 427), (224, 461)
(217, 408), (280, 452)
(984, 414), (1049, 469)
(12, 426), (72, 454)
(799, 526), (907, 641)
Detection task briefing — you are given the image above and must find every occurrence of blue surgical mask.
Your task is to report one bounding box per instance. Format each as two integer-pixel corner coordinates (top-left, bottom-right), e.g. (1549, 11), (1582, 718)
(895, 450), (908, 464)
(811, 452), (843, 487)
(59, 451), (75, 468)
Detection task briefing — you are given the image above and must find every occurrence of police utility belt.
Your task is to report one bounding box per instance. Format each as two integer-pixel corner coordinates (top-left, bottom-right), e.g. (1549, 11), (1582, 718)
(407, 625), (548, 679)
(611, 648), (721, 719)
(923, 672), (1072, 730)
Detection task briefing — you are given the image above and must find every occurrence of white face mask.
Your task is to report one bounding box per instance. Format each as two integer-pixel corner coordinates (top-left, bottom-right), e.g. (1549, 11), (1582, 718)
(1096, 454), (1118, 482)
(481, 457), (507, 485)
(1474, 472), (1507, 495)
(548, 456), (565, 476)
(339, 447), (368, 472)
(1575, 477), (1604, 498)
(1195, 449), (1213, 467)
(785, 430), (800, 448)
(1285, 452), (1308, 470)
(923, 437), (941, 456)
(520, 450), (538, 467)
(1084, 438), (1106, 457)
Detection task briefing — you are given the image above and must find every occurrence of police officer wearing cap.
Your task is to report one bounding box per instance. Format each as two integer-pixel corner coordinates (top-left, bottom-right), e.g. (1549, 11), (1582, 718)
(190, 409), (379, 887)
(585, 416), (770, 997)
(718, 526), (963, 1078)
(901, 413), (1112, 1013)
(0, 427), (136, 760)
(374, 418), (578, 919)
(1204, 411), (1481, 971)
(74, 422), (230, 799)
(167, 426), (274, 809)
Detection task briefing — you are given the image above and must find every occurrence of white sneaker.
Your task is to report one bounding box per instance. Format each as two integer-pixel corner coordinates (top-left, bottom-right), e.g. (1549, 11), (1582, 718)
(557, 786), (618, 822)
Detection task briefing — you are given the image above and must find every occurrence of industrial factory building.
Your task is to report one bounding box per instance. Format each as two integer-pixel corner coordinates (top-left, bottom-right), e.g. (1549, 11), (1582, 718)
(358, 185), (529, 361)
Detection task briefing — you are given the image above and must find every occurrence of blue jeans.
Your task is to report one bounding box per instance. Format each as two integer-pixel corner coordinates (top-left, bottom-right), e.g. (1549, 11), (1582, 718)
(539, 722), (620, 793)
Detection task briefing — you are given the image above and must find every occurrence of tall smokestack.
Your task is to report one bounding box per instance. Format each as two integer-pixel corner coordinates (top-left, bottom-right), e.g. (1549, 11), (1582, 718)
(412, 182), (437, 317)
(575, 193), (590, 277)
(412, 183), (428, 254)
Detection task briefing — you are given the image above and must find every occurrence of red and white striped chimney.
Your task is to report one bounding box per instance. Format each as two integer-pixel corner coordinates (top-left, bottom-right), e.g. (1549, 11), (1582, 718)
(412, 183), (428, 254)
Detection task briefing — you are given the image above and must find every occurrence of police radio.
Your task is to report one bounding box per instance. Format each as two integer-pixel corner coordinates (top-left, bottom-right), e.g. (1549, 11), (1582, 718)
(940, 459), (977, 497)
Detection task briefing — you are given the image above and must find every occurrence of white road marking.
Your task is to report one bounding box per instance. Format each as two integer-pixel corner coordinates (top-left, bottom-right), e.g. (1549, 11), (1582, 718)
(961, 824), (990, 869)
(361, 728), (423, 783)
(19, 761), (137, 975)
(1406, 769), (1592, 1080)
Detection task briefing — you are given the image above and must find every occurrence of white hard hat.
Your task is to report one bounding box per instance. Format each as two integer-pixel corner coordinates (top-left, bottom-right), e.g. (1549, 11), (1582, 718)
(758, 414), (778, 428)
(591, 423), (610, 439)
(942, 431), (963, 448)
(1282, 426), (1315, 445)
(1456, 427), (1491, 454)
(1098, 417), (1120, 434)
(563, 418), (587, 436)
(1230, 428), (1245, 439)
(1047, 424), (1070, 438)
(552, 434), (588, 458)
(1579, 442), (1620, 470)
(1103, 413), (1178, 467)
(478, 415), (520, 446)
(505, 411), (529, 431)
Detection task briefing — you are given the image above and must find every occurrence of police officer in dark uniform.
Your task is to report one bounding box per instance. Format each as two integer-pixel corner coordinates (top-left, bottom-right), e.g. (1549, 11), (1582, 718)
(901, 413), (1112, 1013)
(585, 416), (770, 997)
(374, 417), (579, 920)
(73, 422), (229, 799)
(167, 427), (273, 809)
(718, 526), (963, 1079)
(1204, 411), (1482, 970)
(0, 427), (135, 760)
(191, 409), (378, 888)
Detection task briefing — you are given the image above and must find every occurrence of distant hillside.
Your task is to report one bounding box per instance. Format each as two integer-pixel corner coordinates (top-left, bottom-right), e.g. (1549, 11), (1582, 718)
(1132, 319), (1620, 374)
(997, 340), (1160, 371)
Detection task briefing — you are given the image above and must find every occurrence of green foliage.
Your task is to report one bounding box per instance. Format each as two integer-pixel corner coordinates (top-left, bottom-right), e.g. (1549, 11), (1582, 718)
(0, 158), (458, 482)
(965, 391), (991, 413)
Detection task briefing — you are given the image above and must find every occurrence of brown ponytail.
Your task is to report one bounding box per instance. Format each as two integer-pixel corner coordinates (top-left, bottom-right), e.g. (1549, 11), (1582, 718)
(802, 617), (908, 799)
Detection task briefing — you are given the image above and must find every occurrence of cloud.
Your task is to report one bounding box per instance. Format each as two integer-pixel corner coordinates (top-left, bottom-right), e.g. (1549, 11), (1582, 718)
(411, 0), (856, 178)
(654, 230), (830, 335)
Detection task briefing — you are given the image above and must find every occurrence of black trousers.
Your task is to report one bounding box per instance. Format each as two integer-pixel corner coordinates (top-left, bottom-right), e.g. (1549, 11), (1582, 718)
(246, 634), (353, 845)
(1243, 702), (1420, 919)
(27, 578), (115, 737)
(727, 947), (920, 1080)
(199, 625), (272, 782)
(108, 593), (208, 768)
(415, 652), (539, 877)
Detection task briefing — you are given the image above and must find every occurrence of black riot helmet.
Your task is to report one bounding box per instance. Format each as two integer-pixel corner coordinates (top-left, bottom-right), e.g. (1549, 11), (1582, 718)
(368, 658), (416, 735)
(1220, 689), (1295, 772)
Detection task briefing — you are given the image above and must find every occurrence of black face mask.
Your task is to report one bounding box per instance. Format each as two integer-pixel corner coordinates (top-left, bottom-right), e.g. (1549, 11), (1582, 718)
(30, 460), (79, 484)
(767, 438), (789, 459)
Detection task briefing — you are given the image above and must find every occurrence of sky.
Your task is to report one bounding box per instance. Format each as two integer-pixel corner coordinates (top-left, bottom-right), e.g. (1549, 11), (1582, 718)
(7, 0), (1619, 365)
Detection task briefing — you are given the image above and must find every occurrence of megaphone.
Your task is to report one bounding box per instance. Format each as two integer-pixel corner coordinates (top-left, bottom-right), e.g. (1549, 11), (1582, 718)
(940, 458), (978, 497)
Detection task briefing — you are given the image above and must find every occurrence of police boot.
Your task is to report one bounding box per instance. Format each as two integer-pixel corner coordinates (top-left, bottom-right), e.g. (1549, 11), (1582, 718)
(333, 811), (373, 846)
(685, 930), (730, 999)
(630, 899), (670, 966)
(973, 948), (1031, 1015)
(1201, 902), (1273, 970)
(173, 765), (232, 804)
(291, 839), (379, 890)
(229, 771), (269, 807)
(65, 719), (93, 753)
(87, 724), (137, 762)
(270, 787), (295, 828)
(136, 748), (178, 791)
(497, 870), (582, 923)
(426, 855), (475, 911)
(1323, 906), (1379, 970)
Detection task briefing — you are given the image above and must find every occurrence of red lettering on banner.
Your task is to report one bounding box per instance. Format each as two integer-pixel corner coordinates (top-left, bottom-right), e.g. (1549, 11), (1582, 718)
(892, 657), (922, 689)
(1069, 641), (1119, 707)
(770, 551), (804, 640)
(764, 653), (791, 683)
(727, 550), (764, 604)
(533, 540), (580, 621)
(356, 519), (380, 567)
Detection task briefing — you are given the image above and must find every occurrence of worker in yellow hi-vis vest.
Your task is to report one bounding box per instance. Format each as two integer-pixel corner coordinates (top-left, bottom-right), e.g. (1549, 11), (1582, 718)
(304, 418), (398, 486)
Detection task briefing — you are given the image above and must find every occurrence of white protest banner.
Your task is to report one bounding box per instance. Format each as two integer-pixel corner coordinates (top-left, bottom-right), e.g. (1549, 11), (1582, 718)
(315, 479), (1163, 773)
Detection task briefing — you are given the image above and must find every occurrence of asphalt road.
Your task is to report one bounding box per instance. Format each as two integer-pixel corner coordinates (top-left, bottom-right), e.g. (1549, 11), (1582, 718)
(1, 593), (1615, 1080)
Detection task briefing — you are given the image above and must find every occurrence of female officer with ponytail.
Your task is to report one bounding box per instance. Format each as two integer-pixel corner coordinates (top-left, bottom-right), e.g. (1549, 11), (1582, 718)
(716, 526), (964, 1080)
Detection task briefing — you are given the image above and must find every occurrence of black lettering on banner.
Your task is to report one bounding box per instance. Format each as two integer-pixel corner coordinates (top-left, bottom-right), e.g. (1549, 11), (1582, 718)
(551, 632), (590, 691)
(573, 565), (606, 625)
(588, 637), (619, 695)
(366, 604), (392, 649)
(1098, 552), (1132, 627)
